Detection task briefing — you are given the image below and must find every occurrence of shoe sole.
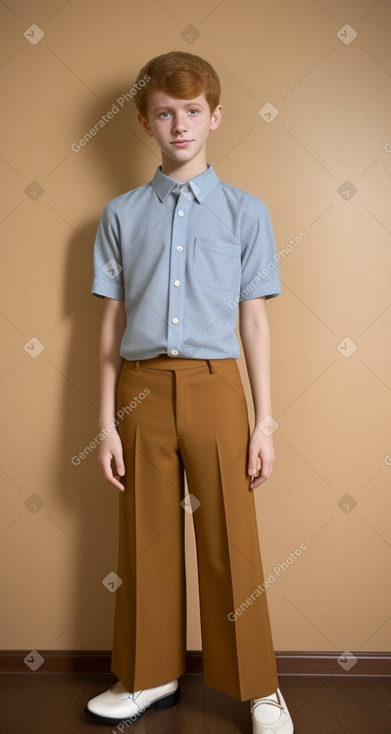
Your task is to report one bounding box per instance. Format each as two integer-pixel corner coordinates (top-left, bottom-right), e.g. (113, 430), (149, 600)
(84, 684), (181, 725)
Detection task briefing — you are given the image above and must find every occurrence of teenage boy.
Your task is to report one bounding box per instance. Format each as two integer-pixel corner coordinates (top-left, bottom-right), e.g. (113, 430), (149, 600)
(86, 51), (294, 734)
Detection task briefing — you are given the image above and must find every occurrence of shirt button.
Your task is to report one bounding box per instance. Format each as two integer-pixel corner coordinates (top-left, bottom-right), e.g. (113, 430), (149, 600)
(170, 348), (179, 356)
(176, 245), (183, 252)
(177, 210), (185, 217)
(172, 317), (179, 324)
(174, 280), (181, 287)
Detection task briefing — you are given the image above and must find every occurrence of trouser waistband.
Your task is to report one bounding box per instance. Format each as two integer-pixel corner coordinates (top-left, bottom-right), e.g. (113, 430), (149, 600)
(128, 355), (236, 373)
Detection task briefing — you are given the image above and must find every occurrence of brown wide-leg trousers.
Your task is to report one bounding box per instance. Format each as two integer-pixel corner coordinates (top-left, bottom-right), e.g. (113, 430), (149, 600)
(111, 355), (279, 702)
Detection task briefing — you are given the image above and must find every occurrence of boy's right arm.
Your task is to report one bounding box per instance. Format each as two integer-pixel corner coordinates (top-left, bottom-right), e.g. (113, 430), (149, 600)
(98, 297), (126, 492)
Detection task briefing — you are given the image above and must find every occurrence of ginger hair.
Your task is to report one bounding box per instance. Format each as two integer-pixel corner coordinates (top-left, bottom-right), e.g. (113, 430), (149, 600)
(134, 51), (221, 119)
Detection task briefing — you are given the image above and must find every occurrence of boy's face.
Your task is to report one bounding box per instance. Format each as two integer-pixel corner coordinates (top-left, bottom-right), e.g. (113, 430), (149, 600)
(137, 90), (223, 171)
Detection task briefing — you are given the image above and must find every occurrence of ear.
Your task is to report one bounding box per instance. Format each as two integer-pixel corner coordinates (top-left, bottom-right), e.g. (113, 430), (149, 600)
(137, 113), (154, 138)
(209, 104), (223, 132)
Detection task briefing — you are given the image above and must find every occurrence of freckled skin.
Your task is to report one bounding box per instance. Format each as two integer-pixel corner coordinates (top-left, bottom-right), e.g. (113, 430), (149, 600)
(137, 90), (223, 181)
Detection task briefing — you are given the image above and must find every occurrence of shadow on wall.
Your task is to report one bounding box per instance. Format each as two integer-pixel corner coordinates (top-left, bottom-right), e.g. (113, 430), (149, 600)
(52, 80), (159, 652)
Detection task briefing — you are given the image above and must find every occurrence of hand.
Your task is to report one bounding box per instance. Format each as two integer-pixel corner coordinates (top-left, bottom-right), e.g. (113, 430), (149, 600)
(98, 429), (125, 492)
(247, 429), (275, 489)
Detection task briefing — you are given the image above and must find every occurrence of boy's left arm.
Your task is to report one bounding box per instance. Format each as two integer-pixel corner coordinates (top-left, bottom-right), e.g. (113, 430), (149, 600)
(239, 296), (276, 490)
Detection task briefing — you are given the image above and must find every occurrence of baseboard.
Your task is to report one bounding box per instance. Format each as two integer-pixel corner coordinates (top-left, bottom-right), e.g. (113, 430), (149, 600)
(0, 650), (390, 676)
(275, 651), (391, 676)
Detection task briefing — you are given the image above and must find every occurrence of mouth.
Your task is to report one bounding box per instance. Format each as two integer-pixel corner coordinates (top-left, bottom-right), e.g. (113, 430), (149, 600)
(170, 140), (193, 147)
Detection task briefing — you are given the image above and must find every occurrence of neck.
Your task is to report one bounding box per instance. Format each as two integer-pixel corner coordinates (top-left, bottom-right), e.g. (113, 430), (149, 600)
(160, 151), (208, 182)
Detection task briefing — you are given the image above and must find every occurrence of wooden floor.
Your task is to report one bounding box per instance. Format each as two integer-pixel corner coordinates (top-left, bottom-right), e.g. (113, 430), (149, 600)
(1, 672), (391, 733)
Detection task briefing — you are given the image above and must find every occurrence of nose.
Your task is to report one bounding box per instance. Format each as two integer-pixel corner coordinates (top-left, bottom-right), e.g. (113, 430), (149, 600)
(172, 113), (188, 133)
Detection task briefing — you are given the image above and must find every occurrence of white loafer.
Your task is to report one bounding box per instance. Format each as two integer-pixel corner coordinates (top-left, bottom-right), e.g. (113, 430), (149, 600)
(85, 679), (181, 724)
(251, 687), (294, 734)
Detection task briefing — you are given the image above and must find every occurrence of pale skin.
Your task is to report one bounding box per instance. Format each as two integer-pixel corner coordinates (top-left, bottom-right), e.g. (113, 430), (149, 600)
(97, 89), (275, 492)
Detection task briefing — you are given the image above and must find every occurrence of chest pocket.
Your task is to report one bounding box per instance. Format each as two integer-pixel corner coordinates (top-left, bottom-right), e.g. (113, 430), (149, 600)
(193, 237), (241, 291)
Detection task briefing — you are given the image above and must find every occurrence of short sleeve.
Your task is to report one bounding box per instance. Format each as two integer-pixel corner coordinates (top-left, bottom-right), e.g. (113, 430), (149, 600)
(239, 196), (282, 301)
(91, 202), (125, 300)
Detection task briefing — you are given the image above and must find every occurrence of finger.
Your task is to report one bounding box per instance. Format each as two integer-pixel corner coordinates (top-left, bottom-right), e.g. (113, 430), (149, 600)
(112, 454), (126, 492)
(107, 459), (125, 491)
(250, 460), (274, 489)
(112, 451), (125, 477)
(248, 450), (261, 477)
(100, 455), (125, 492)
(250, 473), (265, 489)
(111, 474), (126, 492)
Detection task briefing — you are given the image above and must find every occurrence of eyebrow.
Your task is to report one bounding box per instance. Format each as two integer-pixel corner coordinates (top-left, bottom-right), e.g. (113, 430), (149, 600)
(153, 102), (204, 111)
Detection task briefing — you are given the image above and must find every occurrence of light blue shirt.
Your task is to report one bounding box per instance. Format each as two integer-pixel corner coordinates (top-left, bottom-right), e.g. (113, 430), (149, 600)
(91, 164), (282, 360)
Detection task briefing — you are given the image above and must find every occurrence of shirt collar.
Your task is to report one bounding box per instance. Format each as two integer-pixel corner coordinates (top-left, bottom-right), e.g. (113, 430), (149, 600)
(151, 163), (220, 204)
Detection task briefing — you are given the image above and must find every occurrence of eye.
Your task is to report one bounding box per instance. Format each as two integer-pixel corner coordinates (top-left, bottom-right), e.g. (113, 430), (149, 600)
(188, 109), (199, 115)
(158, 111), (171, 118)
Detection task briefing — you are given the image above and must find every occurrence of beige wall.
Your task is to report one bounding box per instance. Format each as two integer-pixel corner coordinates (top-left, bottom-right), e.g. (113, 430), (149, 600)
(1, 0), (391, 662)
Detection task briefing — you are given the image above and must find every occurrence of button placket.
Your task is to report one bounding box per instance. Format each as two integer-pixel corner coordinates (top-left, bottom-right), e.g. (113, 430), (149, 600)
(167, 190), (188, 356)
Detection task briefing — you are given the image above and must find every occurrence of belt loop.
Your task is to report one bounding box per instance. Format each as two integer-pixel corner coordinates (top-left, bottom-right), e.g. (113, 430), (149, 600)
(133, 360), (140, 372)
(207, 359), (216, 374)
